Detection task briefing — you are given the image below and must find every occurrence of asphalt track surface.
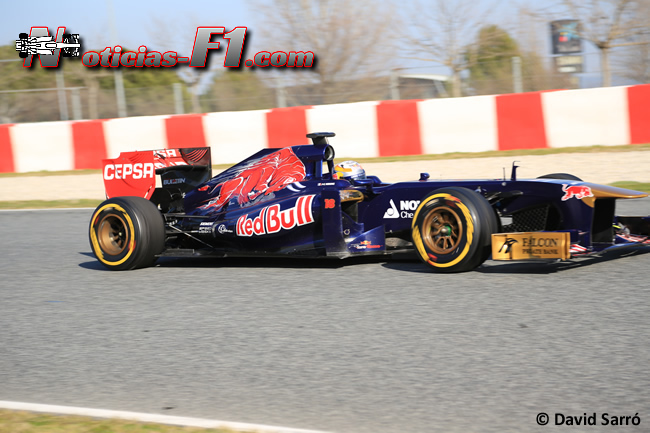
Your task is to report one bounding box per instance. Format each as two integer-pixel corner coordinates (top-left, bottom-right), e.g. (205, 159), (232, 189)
(1, 200), (649, 433)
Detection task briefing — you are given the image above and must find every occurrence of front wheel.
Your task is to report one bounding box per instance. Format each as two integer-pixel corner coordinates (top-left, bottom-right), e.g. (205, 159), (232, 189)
(411, 187), (497, 273)
(89, 197), (165, 270)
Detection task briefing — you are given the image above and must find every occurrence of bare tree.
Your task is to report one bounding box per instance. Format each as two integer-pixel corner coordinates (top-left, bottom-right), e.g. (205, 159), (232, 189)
(147, 15), (225, 113)
(619, 40), (650, 82)
(58, 59), (113, 120)
(561, 0), (649, 86)
(401, 0), (498, 97)
(616, 0), (650, 83)
(248, 0), (397, 104)
(511, 4), (578, 91)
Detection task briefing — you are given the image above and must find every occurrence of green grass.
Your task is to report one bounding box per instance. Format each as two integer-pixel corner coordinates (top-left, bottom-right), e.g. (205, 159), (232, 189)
(0, 166), (228, 178)
(1, 144), (649, 178)
(347, 143), (650, 164)
(0, 199), (103, 209)
(1, 182), (648, 210)
(609, 181), (650, 193)
(0, 145), (648, 210)
(0, 410), (245, 433)
(0, 169), (103, 178)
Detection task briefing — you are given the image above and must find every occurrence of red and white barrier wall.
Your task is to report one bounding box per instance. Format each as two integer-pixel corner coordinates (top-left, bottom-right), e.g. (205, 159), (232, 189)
(1, 84), (649, 173)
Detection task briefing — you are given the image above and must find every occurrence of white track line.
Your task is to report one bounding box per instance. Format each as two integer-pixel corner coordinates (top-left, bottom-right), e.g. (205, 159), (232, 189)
(0, 401), (331, 433)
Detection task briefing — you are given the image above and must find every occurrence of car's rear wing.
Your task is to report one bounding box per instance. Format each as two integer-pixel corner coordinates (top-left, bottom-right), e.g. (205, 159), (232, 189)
(102, 147), (212, 199)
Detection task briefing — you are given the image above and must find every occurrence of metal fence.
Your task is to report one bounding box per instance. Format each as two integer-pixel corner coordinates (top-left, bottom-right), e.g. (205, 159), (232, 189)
(0, 53), (645, 124)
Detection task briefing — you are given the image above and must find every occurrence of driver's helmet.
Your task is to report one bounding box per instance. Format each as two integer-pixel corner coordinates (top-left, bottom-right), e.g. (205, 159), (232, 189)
(333, 160), (366, 181)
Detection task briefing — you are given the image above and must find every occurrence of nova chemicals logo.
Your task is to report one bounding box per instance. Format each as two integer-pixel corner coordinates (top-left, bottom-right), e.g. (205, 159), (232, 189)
(384, 200), (399, 218)
(384, 200), (420, 219)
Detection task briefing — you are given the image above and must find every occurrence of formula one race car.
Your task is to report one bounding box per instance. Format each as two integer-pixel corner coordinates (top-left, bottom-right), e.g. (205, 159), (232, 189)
(88, 132), (650, 272)
(15, 32), (80, 58)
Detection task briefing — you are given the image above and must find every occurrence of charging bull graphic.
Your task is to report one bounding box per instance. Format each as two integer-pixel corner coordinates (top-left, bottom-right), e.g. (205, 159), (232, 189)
(202, 148), (306, 210)
(561, 184), (594, 201)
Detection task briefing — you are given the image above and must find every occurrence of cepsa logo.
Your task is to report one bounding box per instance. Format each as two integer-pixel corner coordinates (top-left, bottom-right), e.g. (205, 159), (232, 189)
(103, 149), (185, 180)
(236, 195), (315, 237)
(103, 162), (154, 180)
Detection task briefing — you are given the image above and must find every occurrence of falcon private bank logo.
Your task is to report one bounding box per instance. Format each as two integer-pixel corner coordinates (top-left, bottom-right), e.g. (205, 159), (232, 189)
(16, 26), (315, 69)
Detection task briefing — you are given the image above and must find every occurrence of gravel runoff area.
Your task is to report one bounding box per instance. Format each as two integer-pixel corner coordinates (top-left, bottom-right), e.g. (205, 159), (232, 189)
(1, 151), (649, 202)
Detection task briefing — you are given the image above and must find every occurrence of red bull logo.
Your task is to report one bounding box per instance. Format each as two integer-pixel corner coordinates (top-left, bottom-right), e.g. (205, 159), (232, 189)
(236, 195), (315, 237)
(561, 184), (594, 201)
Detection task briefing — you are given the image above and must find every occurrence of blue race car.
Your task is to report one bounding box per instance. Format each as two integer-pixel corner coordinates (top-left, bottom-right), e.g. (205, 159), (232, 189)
(89, 132), (650, 271)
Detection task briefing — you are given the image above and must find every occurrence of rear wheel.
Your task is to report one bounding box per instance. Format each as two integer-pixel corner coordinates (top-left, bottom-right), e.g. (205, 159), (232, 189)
(411, 187), (497, 273)
(89, 197), (165, 270)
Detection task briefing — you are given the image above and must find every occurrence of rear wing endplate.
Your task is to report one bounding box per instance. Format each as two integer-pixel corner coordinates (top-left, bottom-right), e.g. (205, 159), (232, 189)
(102, 147), (211, 199)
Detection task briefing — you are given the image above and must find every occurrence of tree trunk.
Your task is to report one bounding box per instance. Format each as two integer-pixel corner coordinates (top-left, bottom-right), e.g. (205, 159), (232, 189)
(451, 70), (462, 97)
(87, 81), (99, 120)
(191, 83), (201, 113)
(601, 47), (611, 87)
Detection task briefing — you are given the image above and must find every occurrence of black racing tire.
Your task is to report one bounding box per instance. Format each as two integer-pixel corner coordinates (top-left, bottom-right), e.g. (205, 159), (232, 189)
(19, 33), (28, 39)
(537, 173), (583, 181)
(89, 196), (165, 271)
(411, 187), (497, 273)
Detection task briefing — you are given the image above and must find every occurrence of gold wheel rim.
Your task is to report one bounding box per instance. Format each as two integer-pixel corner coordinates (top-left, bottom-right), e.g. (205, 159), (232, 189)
(422, 206), (463, 254)
(97, 213), (128, 255)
